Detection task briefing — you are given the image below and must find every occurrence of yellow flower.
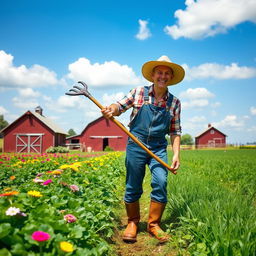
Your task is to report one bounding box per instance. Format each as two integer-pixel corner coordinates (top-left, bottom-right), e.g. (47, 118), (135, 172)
(60, 241), (74, 253)
(59, 164), (70, 169)
(10, 175), (16, 180)
(51, 170), (62, 175)
(70, 165), (79, 172)
(27, 190), (42, 197)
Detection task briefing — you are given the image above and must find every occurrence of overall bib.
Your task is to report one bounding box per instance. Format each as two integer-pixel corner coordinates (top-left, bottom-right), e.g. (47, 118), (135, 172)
(124, 86), (173, 203)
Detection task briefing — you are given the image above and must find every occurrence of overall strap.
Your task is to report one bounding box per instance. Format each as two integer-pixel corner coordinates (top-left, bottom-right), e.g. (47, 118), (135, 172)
(166, 92), (174, 111)
(144, 86), (149, 104)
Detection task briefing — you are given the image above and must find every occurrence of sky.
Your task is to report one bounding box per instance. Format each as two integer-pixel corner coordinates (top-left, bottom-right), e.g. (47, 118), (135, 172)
(0, 0), (256, 144)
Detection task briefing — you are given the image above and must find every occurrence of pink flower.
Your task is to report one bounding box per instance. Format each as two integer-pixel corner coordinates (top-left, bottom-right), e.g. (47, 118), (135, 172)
(64, 214), (77, 223)
(43, 179), (52, 186)
(70, 185), (79, 192)
(31, 231), (51, 242)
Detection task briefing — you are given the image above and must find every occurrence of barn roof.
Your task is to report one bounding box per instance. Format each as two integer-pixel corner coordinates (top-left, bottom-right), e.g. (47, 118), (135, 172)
(195, 125), (227, 138)
(32, 111), (68, 134)
(0, 110), (68, 135)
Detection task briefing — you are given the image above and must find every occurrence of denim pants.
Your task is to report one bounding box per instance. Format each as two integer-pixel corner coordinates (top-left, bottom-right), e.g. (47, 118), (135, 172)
(124, 86), (173, 204)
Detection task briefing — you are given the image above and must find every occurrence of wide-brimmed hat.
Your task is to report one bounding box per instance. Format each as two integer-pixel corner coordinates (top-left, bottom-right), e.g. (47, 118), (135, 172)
(141, 55), (185, 86)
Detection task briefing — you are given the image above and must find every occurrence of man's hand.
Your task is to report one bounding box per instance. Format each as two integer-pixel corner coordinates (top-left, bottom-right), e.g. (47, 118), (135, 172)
(101, 103), (120, 119)
(170, 154), (180, 172)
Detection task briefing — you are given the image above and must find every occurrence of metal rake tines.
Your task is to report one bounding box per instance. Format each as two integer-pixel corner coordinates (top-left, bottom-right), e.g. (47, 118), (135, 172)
(65, 81), (91, 97)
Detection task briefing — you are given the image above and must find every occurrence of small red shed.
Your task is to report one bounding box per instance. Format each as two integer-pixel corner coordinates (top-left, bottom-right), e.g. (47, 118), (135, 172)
(1, 106), (68, 153)
(66, 116), (128, 151)
(195, 124), (227, 149)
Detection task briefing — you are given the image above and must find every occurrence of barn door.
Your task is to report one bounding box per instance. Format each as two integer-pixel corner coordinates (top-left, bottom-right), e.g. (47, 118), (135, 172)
(16, 134), (43, 153)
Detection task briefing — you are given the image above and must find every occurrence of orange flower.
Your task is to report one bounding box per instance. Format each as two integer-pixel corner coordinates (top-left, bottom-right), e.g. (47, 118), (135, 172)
(0, 191), (19, 197)
(10, 176), (16, 180)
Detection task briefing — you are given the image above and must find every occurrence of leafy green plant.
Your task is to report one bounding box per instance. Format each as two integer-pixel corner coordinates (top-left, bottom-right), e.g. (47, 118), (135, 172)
(104, 146), (114, 152)
(46, 146), (70, 153)
(0, 152), (125, 255)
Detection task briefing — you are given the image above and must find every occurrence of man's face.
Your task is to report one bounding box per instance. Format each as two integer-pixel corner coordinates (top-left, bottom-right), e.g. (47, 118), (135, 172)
(151, 65), (174, 88)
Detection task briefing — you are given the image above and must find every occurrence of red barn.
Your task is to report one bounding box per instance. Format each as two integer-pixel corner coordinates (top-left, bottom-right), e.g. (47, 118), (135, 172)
(1, 106), (67, 153)
(195, 124), (227, 149)
(66, 116), (128, 151)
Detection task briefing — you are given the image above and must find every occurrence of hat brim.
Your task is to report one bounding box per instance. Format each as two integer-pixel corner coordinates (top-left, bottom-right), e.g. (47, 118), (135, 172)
(142, 60), (185, 86)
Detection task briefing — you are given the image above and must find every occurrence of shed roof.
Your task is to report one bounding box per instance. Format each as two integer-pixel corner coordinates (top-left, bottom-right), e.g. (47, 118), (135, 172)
(1, 110), (68, 135)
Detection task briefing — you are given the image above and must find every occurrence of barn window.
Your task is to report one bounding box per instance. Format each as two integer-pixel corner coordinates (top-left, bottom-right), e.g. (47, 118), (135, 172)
(210, 129), (215, 134)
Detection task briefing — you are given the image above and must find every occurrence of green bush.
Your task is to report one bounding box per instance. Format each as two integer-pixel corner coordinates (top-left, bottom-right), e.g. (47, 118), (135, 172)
(46, 146), (69, 153)
(104, 146), (114, 152)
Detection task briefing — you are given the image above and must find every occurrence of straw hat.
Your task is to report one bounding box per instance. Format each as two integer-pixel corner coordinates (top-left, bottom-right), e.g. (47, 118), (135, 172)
(141, 55), (185, 86)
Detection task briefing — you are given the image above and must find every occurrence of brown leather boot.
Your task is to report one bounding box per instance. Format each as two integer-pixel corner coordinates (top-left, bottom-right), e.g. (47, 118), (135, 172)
(122, 201), (140, 242)
(147, 200), (169, 243)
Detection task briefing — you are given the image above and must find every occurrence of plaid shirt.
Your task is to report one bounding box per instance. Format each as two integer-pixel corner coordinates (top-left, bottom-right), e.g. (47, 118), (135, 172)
(117, 85), (181, 135)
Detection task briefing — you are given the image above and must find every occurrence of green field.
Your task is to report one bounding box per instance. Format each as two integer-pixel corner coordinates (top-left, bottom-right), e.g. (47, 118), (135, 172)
(166, 149), (256, 255)
(0, 149), (255, 255)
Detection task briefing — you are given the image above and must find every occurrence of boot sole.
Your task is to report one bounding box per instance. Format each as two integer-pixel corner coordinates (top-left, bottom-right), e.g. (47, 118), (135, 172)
(122, 236), (137, 243)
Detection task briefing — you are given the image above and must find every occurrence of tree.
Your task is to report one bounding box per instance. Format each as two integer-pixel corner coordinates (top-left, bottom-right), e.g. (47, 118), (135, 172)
(68, 128), (77, 136)
(0, 115), (9, 138)
(181, 134), (194, 145)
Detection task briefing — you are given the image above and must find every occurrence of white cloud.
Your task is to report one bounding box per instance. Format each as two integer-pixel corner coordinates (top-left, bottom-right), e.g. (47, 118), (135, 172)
(102, 92), (125, 106)
(18, 88), (41, 98)
(0, 50), (61, 88)
(12, 97), (39, 109)
(183, 63), (256, 80)
(0, 106), (8, 115)
(182, 99), (209, 109)
(180, 87), (214, 109)
(135, 19), (152, 40)
(250, 106), (256, 115)
(66, 57), (142, 88)
(164, 0), (256, 39)
(247, 126), (256, 132)
(45, 95), (82, 112)
(180, 87), (214, 99)
(213, 115), (244, 128)
(211, 102), (221, 108)
(188, 115), (206, 123)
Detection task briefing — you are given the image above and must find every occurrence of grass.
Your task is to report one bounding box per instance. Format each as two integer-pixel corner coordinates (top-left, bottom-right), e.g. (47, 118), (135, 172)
(166, 149), (256, 255)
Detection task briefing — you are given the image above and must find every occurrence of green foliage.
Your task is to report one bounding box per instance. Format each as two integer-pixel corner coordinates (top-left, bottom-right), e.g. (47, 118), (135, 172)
(0, 115), (9, 138)
(0, 152), (125, 255)
(46, 146), (69, 153)
(104, 146), (114, 152)
(68, 128), (77, 136)
(0, 115), (8, 131)
(240, 145), (256, 149)
(167, 149), (256, 256)
(181, 133), (194, 145)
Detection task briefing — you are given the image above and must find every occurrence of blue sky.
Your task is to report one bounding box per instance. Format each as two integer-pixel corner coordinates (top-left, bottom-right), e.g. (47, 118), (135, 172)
(0, 0), (256, 144)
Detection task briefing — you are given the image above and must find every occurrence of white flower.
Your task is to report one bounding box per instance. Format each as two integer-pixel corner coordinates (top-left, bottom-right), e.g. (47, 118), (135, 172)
(33, 178), (44, 183)
(6, 207), (21, 216)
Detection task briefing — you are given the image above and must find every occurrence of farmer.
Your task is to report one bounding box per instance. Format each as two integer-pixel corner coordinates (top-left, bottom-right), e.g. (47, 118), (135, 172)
(101, 55), (184, 243)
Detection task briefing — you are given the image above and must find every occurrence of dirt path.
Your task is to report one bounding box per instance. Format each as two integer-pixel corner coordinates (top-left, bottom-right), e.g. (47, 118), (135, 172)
(111, 171), (178, 256)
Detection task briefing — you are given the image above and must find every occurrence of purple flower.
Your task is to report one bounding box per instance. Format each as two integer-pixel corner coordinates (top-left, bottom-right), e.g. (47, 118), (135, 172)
(31, 231), (50, 242)
(43, 179), (52, 186)
(70, 185), (79, 192)
(64, 214), (77, 223)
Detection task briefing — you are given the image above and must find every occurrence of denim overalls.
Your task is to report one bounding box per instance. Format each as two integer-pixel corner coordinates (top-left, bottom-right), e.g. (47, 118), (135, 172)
(124, 86), (173, 203)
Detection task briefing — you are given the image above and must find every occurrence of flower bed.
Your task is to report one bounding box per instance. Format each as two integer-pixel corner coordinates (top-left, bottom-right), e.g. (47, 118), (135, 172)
(0, 152), (125, 255)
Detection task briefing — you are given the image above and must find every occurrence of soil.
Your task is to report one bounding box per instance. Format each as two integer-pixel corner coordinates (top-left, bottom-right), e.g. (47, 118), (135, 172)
(111, 177), (178, 256)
